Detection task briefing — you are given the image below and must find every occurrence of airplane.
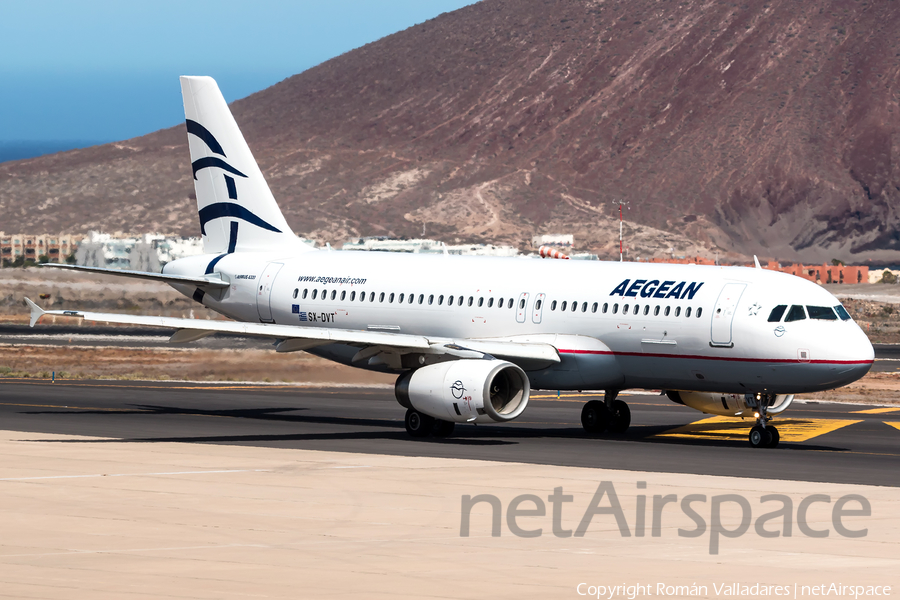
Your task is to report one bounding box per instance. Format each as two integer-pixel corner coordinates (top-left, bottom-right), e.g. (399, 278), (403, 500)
(26, 76), (874, 448)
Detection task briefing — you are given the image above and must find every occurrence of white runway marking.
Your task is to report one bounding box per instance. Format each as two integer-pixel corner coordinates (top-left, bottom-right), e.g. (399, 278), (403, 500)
(0, 469), (269, 481)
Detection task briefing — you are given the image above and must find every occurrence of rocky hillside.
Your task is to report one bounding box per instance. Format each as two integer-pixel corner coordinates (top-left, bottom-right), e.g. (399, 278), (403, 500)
(1, 0), (898, 261)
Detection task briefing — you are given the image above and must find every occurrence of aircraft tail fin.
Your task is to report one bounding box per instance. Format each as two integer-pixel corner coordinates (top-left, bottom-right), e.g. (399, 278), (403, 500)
(180, 76), (311, 254)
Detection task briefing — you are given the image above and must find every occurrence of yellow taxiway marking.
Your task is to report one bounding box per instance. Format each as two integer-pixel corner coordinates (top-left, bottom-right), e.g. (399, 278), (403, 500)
(885, 422), (900, 432)
(655, 415), (863, 443)
(851, 407), (900, 414)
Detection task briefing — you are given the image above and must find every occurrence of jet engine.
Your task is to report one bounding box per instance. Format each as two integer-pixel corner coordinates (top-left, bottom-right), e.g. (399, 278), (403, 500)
(395, 359), (530, 424)
(665, 391), (794, 418)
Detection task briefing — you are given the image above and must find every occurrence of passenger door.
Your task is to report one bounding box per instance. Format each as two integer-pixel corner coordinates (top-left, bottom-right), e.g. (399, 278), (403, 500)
(256, 262), (283, 323)
(710, 283), (746, 347)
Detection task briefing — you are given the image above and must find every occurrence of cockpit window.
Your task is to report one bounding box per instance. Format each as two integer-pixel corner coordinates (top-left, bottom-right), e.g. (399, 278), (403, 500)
(834, 305), (851, 321)
(807, 306), (838, 320)
(785, 305), (807, 322)
(767, 305), (787, 322)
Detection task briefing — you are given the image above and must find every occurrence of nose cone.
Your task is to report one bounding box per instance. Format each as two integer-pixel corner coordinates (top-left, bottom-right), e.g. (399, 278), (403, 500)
(839, 325), (875, 385)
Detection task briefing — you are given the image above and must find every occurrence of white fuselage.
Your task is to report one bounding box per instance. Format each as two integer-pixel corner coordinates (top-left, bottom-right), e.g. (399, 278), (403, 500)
(165, 249), (874, 395)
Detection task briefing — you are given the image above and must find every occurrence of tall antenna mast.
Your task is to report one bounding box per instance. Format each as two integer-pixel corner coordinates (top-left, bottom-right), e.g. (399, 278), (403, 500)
(611, 200), (630, 262)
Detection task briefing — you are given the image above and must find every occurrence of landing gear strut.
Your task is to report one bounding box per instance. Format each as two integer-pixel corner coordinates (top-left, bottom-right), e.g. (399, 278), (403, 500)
(581, 390), (631, 434)
(748, 393), (780, 448)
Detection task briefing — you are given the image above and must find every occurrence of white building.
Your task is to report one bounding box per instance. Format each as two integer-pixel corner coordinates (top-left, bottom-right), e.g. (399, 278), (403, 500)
(532, 234), (574, 248)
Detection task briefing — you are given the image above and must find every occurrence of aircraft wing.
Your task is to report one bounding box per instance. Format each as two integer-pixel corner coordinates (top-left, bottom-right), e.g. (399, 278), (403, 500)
(39, 263), (230, 289)
(25, 299), (560, 367)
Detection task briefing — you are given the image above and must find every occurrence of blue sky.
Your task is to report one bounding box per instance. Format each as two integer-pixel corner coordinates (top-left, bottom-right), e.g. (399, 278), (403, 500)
(0, 0), (477, 143)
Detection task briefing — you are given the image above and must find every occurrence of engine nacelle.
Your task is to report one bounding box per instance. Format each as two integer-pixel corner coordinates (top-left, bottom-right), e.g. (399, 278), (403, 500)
(395, 359), (530, 424)
(666, 391), (794, 417)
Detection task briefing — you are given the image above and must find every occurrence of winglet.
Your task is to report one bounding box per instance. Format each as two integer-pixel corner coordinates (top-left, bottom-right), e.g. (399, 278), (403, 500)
(24, 297), (45, 327)
(753, 255), (761, 269)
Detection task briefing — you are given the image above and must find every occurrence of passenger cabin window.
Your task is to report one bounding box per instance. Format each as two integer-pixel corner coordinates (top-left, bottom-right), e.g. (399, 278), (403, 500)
(623, 304), (629, 314)
(570, 302), (576, 312)
(834, 305), (851, 321)
(468, 297), (474, 307)
(398, 293), (404, 303)
(581, 302), (587, 313)
(302, 289), (308, 299)
(654, 306), (660, 316)
(369, 292), (375, 302)
(330, 290), (337, 300)
(643, 305), (649, 316)
(459, 296), (464, 306)
(498, 297), (504, 308)
(767, 305), (787, 322)
(379, 292), (385, 303)
(602, 303), (608, 314)
(507, 299), (514, 309)
(428, 295), (434, 305)
(551, 300), (558, 311)
(664, 306), (671, 316)
(685, 307), (692, 318)
(321, 288), (326, 298)
(785, 305), (806, 322)
(312, 289), (318, 300)
(488, 298), (494, 308)
(519, 298), (525, 309)
(438, 295), (444, 305)
(807, 306), (838, 320)
(389, 293), (395, 303)
(418, 294), (423, 304)
(592, 302), (598, 313)
(448, 295), (454, 305)
(350, 291), (356, 301)
(674, 307), (681, 317)
(293, 289), (298, 299)
(632, 304), (638, 315)
(613, 304), (619, 314)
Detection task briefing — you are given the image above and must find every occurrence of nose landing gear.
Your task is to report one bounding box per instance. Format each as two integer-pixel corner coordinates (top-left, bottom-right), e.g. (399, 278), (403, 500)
(748, 393), (780, 448)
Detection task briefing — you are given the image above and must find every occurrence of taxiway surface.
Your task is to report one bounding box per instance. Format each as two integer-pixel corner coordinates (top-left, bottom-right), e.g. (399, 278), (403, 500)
(1, 380), (897, 487)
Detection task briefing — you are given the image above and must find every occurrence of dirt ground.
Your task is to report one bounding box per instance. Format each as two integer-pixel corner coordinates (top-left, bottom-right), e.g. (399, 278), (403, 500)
(0, 345), (394, 386)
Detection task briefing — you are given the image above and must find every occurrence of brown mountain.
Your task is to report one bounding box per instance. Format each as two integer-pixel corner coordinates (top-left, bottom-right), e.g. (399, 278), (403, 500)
(1, 0), (898, 262)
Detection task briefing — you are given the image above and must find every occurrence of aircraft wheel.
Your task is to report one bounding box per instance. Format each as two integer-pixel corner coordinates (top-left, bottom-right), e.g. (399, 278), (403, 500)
(748, 425), (772, 448)
(405, 409), (434, 438)
(432, 419), (456, 438)
(581, 400), (610, 434)
(767, 426), (780, 448)
(607, 400), (631, 434)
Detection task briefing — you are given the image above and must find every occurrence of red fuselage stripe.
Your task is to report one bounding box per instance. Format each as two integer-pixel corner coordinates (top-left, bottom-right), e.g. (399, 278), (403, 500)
(557, 348), (873, 365)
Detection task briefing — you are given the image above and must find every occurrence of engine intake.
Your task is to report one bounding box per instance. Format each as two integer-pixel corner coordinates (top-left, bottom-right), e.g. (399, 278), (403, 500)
(395, 359), (530, 424)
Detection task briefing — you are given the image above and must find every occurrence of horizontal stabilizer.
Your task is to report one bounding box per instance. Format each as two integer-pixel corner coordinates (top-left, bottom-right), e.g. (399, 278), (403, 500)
(39, 263), (230, 289)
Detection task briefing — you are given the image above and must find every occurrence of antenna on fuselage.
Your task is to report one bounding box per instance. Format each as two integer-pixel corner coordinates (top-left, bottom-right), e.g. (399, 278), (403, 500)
(753, 255), (761, 269)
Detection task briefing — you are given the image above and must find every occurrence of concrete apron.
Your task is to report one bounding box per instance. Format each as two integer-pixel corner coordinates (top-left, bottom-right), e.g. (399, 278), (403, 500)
(0, 430), (897, 599)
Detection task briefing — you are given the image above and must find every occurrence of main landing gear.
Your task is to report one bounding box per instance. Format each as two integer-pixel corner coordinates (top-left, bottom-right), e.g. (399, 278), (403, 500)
(404, 409), (455, 439)
(581, 390), (631, 435)
(748, 393), (780, 449)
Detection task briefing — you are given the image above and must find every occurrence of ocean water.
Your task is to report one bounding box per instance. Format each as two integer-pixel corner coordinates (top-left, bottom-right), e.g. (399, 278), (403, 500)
(0, 141), (107, 164)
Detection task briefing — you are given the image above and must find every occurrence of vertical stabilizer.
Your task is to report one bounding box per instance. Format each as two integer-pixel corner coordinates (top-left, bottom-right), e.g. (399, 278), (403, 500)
(180, 76), (308, 254)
